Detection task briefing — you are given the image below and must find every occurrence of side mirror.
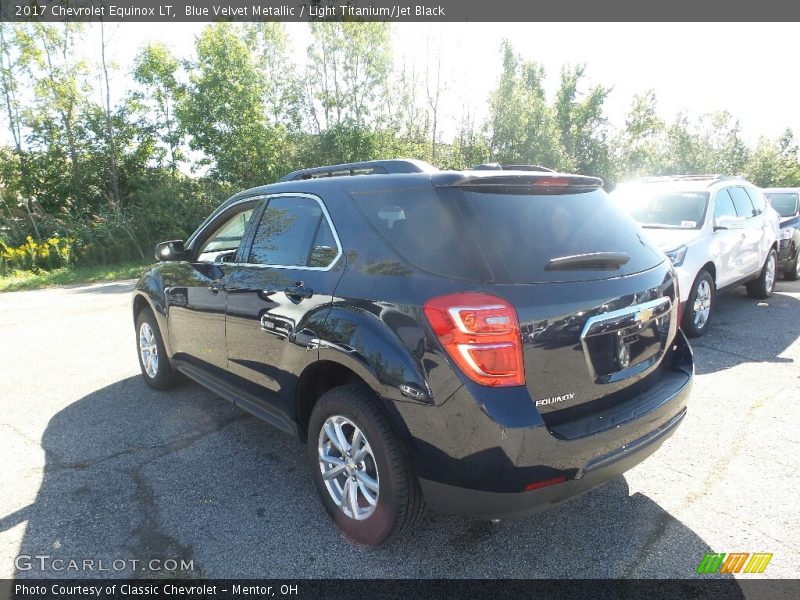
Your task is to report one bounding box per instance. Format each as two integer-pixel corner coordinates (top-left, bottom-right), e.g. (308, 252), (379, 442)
(714, 216), (741, 231)
(155, 240), (187, 262)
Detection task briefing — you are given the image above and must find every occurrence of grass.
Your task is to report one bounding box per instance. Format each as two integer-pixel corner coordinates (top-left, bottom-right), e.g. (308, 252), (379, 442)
(0, 260), (150, 292)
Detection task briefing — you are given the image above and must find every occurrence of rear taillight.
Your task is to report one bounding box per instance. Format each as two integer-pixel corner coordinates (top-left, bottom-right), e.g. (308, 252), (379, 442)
(423, 292), (525, 387)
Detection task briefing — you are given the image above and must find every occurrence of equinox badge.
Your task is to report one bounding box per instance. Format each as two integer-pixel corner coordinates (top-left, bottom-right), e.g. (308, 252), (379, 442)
(536, 393), (575, 407)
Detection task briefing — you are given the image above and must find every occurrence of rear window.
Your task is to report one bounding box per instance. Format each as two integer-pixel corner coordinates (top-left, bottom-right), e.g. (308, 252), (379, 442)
(351, 185), (663, 284)
(455, 188), (663, 283)
(765, 192), (799, 217)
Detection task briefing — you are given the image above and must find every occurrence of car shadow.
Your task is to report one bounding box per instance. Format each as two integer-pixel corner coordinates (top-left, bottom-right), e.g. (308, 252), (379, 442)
(10, 375), (740, 587)
(689, 279), (800, 375)
(71, 281), (138, 295)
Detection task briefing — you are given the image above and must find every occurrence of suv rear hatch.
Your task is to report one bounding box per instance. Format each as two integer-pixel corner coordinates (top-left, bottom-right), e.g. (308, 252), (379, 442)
(349, 172), (678, 435)
(437, 173), (678, 433)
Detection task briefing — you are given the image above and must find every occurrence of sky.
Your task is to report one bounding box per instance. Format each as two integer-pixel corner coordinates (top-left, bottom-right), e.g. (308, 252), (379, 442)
(8, 22), (800, 146)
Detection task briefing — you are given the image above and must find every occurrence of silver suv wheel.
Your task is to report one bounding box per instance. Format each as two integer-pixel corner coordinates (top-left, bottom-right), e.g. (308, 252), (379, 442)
(139, 322), (159, 379)
(693, 279), (712, 329)
(765, 253), (776, 294)
(318, 415), (379, 521)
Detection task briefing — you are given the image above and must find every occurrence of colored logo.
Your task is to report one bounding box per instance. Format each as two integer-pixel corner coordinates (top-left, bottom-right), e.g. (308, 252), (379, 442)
(696, 552), (772, 574)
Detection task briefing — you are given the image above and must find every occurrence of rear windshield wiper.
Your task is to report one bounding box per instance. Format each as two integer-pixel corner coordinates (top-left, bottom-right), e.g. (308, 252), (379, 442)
(545, 252), (631, 271)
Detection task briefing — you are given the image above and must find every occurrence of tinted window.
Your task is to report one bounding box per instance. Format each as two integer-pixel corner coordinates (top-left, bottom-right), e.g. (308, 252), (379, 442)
(744, 187), (767, 214)
(729, 187), (756, 218)
(714, 189), (737, 220)
(457, 188), (662, 283)
(350, 187), (478, 280)
(765, 192), (800, 217)
(249, 196), (339, 268)
(197, 206), (254, 263)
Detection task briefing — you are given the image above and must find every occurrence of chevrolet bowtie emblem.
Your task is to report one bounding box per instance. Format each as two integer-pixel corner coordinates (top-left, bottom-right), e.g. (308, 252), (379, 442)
(638, 307), (654, 321)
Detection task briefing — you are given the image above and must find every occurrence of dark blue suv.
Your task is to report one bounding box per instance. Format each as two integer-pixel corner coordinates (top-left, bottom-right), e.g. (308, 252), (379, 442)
(133, 160), (694, 545)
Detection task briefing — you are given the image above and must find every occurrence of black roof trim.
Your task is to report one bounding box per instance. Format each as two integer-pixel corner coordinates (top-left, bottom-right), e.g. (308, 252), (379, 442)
(280, 159), (438, 182)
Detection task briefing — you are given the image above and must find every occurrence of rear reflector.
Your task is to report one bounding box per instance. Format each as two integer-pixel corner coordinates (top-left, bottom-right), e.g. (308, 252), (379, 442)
(423, 292), (525, 387)
(524, 475), (567, 491)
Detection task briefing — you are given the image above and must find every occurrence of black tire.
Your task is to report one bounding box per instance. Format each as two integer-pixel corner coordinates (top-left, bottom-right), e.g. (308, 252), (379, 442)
(135, 307), (179, 390)
(307, 384), (424, 545)
(784, 250), (800, 281)
(746, 249), (778, 299)
(682, 270), (715, 338)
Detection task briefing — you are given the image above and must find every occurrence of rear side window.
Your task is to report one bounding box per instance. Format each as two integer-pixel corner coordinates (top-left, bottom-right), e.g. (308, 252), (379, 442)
(349, 187), (478, 280)
(456, 188), (663, 283)
(729, 187), (756, 218)
(714, 189), (737, 219)
(248, 196), (339, 268)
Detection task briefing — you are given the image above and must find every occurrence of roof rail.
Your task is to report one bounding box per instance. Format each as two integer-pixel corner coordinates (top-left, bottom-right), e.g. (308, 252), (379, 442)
(472, 163), (555, 172)
(280, 159), (437, 182)
(638, 174), (745, 187)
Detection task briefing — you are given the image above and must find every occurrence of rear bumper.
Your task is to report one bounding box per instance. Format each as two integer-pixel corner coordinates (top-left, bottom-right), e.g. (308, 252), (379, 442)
(420, 408), (686, 518)
(401, 330), (693, 517)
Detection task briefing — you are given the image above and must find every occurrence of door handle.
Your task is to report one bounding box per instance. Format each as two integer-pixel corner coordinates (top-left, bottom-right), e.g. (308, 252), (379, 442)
(208, 280), (225, 293)
(285, 282), (313, 300)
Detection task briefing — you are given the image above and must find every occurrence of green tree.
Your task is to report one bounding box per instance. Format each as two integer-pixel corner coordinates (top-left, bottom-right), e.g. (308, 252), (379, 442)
(746, 129), (800, 187)
(24, 23), (89, 199)
(179, 23), (286, 188)
(553, 64), (613, 180)
(305, 22), (393, 132)
(698, 111), (750, 175)
(487, 41), (563, 169)
(0, 24), (38, 237)
(132, 42), (183, 172)
(616, 90), (667, 179)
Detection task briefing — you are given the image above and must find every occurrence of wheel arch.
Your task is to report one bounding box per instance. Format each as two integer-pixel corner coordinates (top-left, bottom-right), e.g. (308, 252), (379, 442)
(701, 261), (717, 286)
(132, 287), (172, 356)
(295, 359), (414, 447)
(132, 292), (152, 323)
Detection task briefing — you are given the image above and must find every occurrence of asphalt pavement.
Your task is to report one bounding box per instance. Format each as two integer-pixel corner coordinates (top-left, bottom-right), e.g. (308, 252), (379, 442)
(1, 278), (798, 580)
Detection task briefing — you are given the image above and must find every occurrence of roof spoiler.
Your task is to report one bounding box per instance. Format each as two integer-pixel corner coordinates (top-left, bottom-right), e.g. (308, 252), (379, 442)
(435, 172), (604, 193)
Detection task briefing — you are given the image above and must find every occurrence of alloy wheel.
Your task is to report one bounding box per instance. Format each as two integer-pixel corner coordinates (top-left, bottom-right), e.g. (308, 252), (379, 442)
(765, 254), (776, 293)
(318, 415), (380, 520)
(139, 322), (159, 379)
(693, 279), (712, 329)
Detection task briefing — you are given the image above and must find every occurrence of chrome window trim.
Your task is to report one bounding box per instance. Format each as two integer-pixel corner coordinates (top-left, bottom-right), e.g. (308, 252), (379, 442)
(234, 192), (343, 272)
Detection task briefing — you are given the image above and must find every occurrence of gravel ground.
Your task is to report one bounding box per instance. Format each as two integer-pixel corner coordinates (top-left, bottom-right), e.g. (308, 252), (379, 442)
(1, 278), (798, 583)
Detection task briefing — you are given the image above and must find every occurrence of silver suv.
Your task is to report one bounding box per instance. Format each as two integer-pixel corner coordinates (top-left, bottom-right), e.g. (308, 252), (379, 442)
(613, 175), (780, 337)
